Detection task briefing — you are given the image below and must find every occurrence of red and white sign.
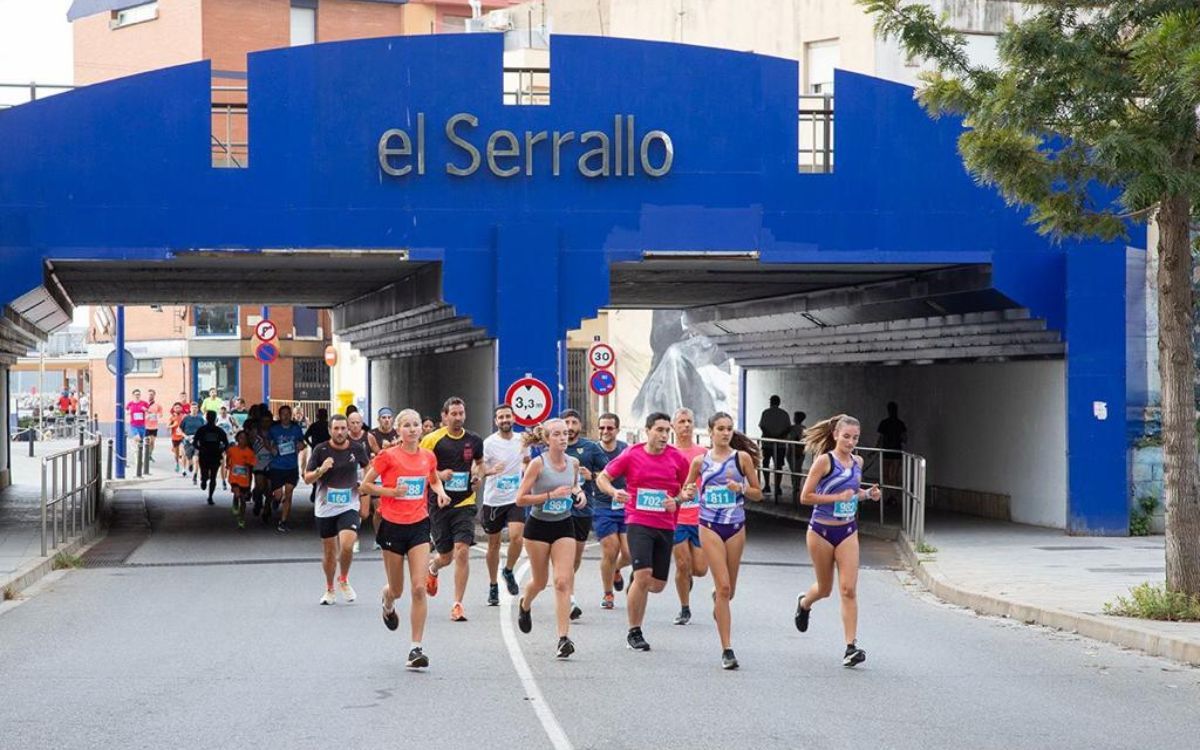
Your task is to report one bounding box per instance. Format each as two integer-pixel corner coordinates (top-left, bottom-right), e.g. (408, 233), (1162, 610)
(254, 318), (278, 342)
(504, 376), (553, 427)
(324, 345), (338, 367)
(588, 342), (616, 370)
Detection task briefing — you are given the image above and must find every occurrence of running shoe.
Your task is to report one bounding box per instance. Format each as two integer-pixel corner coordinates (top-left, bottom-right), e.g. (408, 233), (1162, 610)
(192, 473), (197, 485)
(673, 606), (692, 625)
(601, 593), (615, 610)
(206, 496), (214, 506)
(381, 589), (399, 631)
(425, 563), (439, 597)
(339, 579), (357, 603)
(794, 594), (810, 633)
(613, 569), (624, 592)
(626, 628), (650, 651)
(570, 603), (583, 621)
(276, 521), (290, 533)
(517, 598), (532, 633)
(319, 588), (335, 606)
(556, 637), (575, 659)
(200, 478), (207, 491)
(352, 540), (360, 554)
(487, 583), (500, 607)
(721, 649), (739, 670)
(501, 567), (520, 596)
(843, 643), (866, 668)
(252, 498), (262, 516)
(237, 518), (245, 529)
(373, 542), (382, 551)
(450, 602), (467, 622)
(406, 647), (429, 670)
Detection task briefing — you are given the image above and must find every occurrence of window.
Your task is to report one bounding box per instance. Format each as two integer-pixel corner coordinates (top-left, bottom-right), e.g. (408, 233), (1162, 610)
(567, 348), (590, 426)
(193, 305), (239, 337)
(291, 0), (317, 46)
(194, 358), (239, 401)
(293, 307), (320, 338)
(805, 40), (839, 94)
(292, 358), (330, 401)
(131, 358), (162, 375)
(111, 2), (158, 29)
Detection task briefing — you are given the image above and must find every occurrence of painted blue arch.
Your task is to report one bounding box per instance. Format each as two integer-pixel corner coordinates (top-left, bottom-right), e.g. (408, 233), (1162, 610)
(0, 34), (1138, 532)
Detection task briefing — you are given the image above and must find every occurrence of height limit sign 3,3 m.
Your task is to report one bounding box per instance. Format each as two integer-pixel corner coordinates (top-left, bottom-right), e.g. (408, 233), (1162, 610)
(504, 375), (553, 427)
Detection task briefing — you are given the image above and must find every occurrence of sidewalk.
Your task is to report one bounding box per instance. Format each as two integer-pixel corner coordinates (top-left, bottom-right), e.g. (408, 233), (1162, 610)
(902, 514), (1200, 666)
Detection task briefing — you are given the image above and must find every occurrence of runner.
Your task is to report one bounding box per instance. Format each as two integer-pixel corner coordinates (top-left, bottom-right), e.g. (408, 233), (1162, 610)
(216, 406), (236, 490)
(304, 414), (371, 606)
(560, 409), (595, 621)
(193, 410), (230, 506)
(360, 409), (452, 670)
(368, 407), (399, 455)
(794, 414), (881, 668)
(230, 397), (249, 429)
(178, 392), (191, 415)
(421, 417), (435, 437)
(670, 408), (710, 626)
(595, 412), (693, 651)
(200, 388), (224, 418)
(267, 405), (305, 533)
(250, 410), (275, 522)
(226, 430), (257, 528)
(346, 409), (373, 553)
(144, 389), (163, 462)
(126, 389), (149, 444)
(305, 408), (331, 504)
(167, 403), (186, 474)
(514, 418), (587, 659)
(583, 412), (629, 610)
(420, 396), (485, 622)
(683, 412), (762, 669)
(480, 404), (528, 606)
(179, 403), (206, 483)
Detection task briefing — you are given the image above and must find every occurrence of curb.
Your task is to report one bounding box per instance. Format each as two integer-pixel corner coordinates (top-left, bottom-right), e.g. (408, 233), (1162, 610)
(0, 525), (108, 601)
(898, 533), (1200, 667)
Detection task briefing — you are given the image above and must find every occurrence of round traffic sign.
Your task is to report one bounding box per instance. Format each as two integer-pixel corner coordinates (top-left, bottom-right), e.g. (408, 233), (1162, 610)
(254, 341), (279, 364)
(588, 342), (616, 370)
(504, 376), (553, 427)
(324, 345), (338, 367)
(255, 318), (278, 342)
(589, 369), (616, 396)
(105, 348), (136, 375)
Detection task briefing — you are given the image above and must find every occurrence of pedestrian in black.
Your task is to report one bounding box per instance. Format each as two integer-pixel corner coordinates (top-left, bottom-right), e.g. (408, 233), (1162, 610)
(786, 411), (807, 497)
(877, 402), (908, 501)
(758, 395), (791, 498)
(194, 410), (230, 506)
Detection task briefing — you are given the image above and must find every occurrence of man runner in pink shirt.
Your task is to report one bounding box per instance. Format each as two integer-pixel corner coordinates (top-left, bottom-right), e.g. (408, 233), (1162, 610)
(126, 389), (150, 441)
(596, 412), (694, 652)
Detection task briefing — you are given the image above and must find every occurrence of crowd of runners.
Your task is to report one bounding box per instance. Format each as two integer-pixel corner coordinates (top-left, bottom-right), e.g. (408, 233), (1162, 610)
(181, 395), (878, 672)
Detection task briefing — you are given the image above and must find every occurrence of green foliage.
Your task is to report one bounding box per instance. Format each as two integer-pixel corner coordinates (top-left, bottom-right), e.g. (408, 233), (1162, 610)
(1129, 495), (1160, 537)
(857, 0), (1200, 239)
(51, 551), (83, 570)
(1104, 582), (1200, 621)
(915, 541), (938, 554)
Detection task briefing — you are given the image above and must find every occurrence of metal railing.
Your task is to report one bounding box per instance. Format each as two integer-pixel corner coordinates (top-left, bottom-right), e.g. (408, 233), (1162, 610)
(758, 436), (926, 545)
(799, 94), (834, 174)
(0, 81), (74, 109)
(269, 399), (333, 422)
(503, 67), (550, 106)
(41, 438), (103, 557)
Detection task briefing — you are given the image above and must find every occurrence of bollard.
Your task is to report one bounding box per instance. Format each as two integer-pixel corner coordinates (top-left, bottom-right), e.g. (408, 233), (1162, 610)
(106, 438), (113, 481)
(143, 438), (152, 475)
(28, 427), (35, 457)
(135, 439), (144, 478)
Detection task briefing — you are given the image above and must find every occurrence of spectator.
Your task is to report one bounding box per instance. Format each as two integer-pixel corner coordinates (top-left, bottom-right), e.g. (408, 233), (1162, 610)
(786, 410), (807, 493)
(758, 394), (791, 498)
(57, 389), (71, 415)
(877, 402), (908, 501)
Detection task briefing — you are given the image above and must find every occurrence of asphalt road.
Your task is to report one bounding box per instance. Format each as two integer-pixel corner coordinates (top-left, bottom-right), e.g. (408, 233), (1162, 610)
(0, 489), (1197, 750)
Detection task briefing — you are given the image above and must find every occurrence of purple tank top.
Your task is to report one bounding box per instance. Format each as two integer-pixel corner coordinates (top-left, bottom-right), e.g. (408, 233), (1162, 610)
(698, 451), (748, 525)
(811, 452), (861, 522)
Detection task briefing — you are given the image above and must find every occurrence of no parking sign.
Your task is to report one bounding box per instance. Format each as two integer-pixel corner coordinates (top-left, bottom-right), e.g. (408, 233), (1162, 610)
(504, 375), (553, 427)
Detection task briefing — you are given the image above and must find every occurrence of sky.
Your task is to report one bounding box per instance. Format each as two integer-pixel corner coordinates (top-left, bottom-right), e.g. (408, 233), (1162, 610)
(0, 0), (73, 106)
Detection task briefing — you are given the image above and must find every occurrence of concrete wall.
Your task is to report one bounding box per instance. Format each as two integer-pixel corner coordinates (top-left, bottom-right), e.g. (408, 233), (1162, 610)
(369, 344), (496, 436)
(746, 359), (1068, 528)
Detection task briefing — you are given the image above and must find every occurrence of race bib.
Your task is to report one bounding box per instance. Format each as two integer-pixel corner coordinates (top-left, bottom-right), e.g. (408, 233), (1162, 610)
(398, 477), (426, 500)
(542, 497), (571, 514)
(703, 486), (736, 509)
(327, 487), (353, 506)
(679, 496), (699, 509)
(278, 440), (296, 456)
(610, 494), (625, 510)
(130, 412), (145, 424)
(496, 474), (520, 492)
(635, 488), (668, 513)
(445, 472), (470, 492)
(232, 465), (249, 477)
(834, 496), (858, 519)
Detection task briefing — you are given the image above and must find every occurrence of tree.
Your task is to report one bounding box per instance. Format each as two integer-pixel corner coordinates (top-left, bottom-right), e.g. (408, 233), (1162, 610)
(857, 0), (1200, 594)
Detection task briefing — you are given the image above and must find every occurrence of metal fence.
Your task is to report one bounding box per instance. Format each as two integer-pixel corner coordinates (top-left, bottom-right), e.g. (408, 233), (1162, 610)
(758, 437), (926, 545)
(799, 94), (834, 173)
(41, 438), (103, 557)
(269, 399), (333, 422)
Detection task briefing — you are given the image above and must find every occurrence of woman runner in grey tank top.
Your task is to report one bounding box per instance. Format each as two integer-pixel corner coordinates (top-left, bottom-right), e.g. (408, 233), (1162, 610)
(514, 418), (586, 659)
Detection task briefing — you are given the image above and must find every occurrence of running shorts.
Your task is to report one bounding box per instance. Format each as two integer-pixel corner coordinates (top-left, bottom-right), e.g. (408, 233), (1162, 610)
(523, 516), (576, 545)
(480, 503), (525, 535)
(377, 517), (431, 555)
(571, 515), (593, 543)
(628, 524), (674, 581)
(431, 506), (476, 554)
(317, 509), (361, 539)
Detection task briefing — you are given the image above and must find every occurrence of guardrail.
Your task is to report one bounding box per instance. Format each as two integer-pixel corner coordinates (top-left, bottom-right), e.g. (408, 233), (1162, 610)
(758, 437), (926, 545)
(268, 399), (333, 422)
(41, 438), (103, 557)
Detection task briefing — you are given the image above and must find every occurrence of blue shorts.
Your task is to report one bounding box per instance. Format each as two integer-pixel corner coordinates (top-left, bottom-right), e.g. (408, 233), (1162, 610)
(593, 512), (627, 540)
(130, 425), (146, 438)
(673, 523), (701, 548)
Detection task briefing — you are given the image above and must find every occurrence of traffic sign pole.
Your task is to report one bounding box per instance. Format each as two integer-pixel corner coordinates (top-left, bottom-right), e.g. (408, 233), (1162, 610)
(260, 305), (270, 404)
(115, 305), (126, 479)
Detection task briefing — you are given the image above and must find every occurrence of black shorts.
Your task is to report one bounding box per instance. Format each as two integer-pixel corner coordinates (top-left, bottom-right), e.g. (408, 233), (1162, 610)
(377, 517), (431, 555)
(480, 503), (525, 535)
(571, 515), (593, 542)
(628, 524), (674, 581)
(172, 438), (183, 447)
(523, 516), (576, 545)
(431, 506), (477, 554)
(146, 429), (159, 437)
(317, 509), (361, 539)
(268, 467), (299, 489)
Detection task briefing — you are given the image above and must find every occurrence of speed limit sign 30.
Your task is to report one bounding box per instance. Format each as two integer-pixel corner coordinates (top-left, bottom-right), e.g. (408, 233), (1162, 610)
(504, 376), (553, 427)
(588, 343), (616, 370)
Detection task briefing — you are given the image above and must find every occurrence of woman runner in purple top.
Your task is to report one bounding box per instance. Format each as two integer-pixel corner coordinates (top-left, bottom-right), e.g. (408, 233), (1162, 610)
(794, 414), (880, 668)
(682, 412), (762, 670)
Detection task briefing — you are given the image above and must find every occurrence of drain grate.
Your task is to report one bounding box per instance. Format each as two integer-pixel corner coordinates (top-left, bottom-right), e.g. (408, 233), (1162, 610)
(81, 492), (151, 568)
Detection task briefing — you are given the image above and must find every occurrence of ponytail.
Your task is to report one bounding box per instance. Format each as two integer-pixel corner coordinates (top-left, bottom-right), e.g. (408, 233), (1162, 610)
(522, 424), (547, 449)
(707, 411), (761, 467)
(803, 414), (860, 455)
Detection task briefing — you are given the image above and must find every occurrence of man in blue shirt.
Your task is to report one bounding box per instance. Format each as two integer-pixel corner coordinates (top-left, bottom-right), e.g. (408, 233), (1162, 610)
(584, 412), (629, 611)
(268, 404), (306, 533)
